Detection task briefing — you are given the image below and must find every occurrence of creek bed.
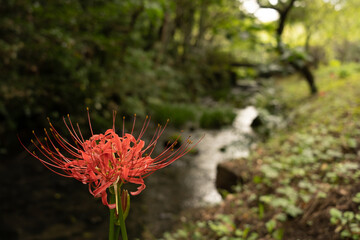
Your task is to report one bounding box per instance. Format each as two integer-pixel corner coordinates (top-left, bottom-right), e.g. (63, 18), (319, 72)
(128, 106), (258, 239)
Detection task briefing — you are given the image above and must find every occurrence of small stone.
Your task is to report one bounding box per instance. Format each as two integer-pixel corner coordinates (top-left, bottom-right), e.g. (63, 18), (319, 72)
(215, 159), (250, 193)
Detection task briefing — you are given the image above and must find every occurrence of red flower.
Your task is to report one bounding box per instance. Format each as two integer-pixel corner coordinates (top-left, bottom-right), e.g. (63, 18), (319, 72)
(20, 110), (200, 209)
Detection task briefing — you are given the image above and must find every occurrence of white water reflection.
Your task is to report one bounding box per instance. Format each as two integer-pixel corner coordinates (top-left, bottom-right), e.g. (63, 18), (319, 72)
(183, 106), (258, 207)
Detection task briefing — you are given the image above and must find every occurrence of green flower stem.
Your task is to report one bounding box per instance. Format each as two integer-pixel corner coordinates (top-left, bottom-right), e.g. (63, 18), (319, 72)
(108, 185), (128, 240)
(114, 224), (121, 240)
(109, 210), (116, 240)
(109, 191), (120, 240)
(116, 186), (128, 240)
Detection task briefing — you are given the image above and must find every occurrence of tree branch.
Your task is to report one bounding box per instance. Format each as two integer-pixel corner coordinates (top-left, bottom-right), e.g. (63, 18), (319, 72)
(276, 0), (297, 40)
(255, 0), (281, 12)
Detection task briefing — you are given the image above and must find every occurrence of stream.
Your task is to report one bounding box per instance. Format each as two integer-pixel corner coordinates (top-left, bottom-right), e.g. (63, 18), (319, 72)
(127, 106), (258, 239)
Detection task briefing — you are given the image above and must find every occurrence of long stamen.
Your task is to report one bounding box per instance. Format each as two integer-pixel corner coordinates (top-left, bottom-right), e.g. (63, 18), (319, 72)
(87, 107), (94, 136)
(122, 116), (125, 137)
(113, 110), (117, 131)
(131, 114), (136, 135)
(137, 115), (150, 141)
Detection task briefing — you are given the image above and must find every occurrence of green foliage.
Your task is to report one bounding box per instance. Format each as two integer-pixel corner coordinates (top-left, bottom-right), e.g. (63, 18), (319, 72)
(334, 40), (360, 63)
(148, 102), (197, 128)
(162, 215), (259, 240)
(200, 49), (236, 93)
(199, 107), (236, 129)
(281, 47), (312, 68)
(253, 64), (360, 237)
(1, 0), (248, 152)
(330, 205), (360, 240)
(147, 101), (238, 129)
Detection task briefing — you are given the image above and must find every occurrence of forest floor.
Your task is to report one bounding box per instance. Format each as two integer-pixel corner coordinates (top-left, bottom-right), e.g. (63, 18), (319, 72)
(162, 63), (360, 240)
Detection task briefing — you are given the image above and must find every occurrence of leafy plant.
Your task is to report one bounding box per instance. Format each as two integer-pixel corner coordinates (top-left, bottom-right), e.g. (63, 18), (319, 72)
(330, 207), (360, 239)
(199, 107), (236, 129)
(149, 102), (198, 128)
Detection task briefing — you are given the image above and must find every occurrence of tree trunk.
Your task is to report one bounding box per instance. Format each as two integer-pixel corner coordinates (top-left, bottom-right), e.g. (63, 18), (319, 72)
(156, 11), (172, 64)
(301, 66), (318, 94)
(291, 63), (318, 94)
(181, 1), (196, 62)
(195, 0), (208, 48)
(121, 4), (144, 56)
(275, 0), (296, 51)
(272, 0), (318, 95)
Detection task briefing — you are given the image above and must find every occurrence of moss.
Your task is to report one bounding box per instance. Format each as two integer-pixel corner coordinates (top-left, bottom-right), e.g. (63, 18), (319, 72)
(149, 102), (198, 128)
(199, 108), (236, 129)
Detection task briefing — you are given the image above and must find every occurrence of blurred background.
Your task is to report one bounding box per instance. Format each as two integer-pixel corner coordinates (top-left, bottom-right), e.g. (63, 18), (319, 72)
(1, 0), (360, 239)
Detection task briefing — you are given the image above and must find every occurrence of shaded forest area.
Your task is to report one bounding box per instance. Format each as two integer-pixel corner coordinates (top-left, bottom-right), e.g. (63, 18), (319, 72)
(1, 0), (244, 153)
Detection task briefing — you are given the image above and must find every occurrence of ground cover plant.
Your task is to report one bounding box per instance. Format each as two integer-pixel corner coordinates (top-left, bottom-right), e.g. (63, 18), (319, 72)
(162, 63), (360, 240)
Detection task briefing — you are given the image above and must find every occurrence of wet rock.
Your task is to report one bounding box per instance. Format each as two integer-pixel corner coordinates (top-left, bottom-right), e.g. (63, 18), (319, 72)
(250, 115), (263, 128)
(215, 159), (251, 193)
(250, 109), (284, 137)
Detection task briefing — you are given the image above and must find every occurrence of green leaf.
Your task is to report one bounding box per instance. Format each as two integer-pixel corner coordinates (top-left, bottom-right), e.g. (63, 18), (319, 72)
(265, 219), (276, 233)
(330, 208), (342, 219)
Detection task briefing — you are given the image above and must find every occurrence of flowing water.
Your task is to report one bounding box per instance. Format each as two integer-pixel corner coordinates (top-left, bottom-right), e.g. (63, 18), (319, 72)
(128, 106), (258, 238)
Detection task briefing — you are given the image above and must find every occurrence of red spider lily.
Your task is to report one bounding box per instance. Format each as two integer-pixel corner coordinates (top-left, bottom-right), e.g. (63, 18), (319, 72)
(20, 110), (200, 209)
